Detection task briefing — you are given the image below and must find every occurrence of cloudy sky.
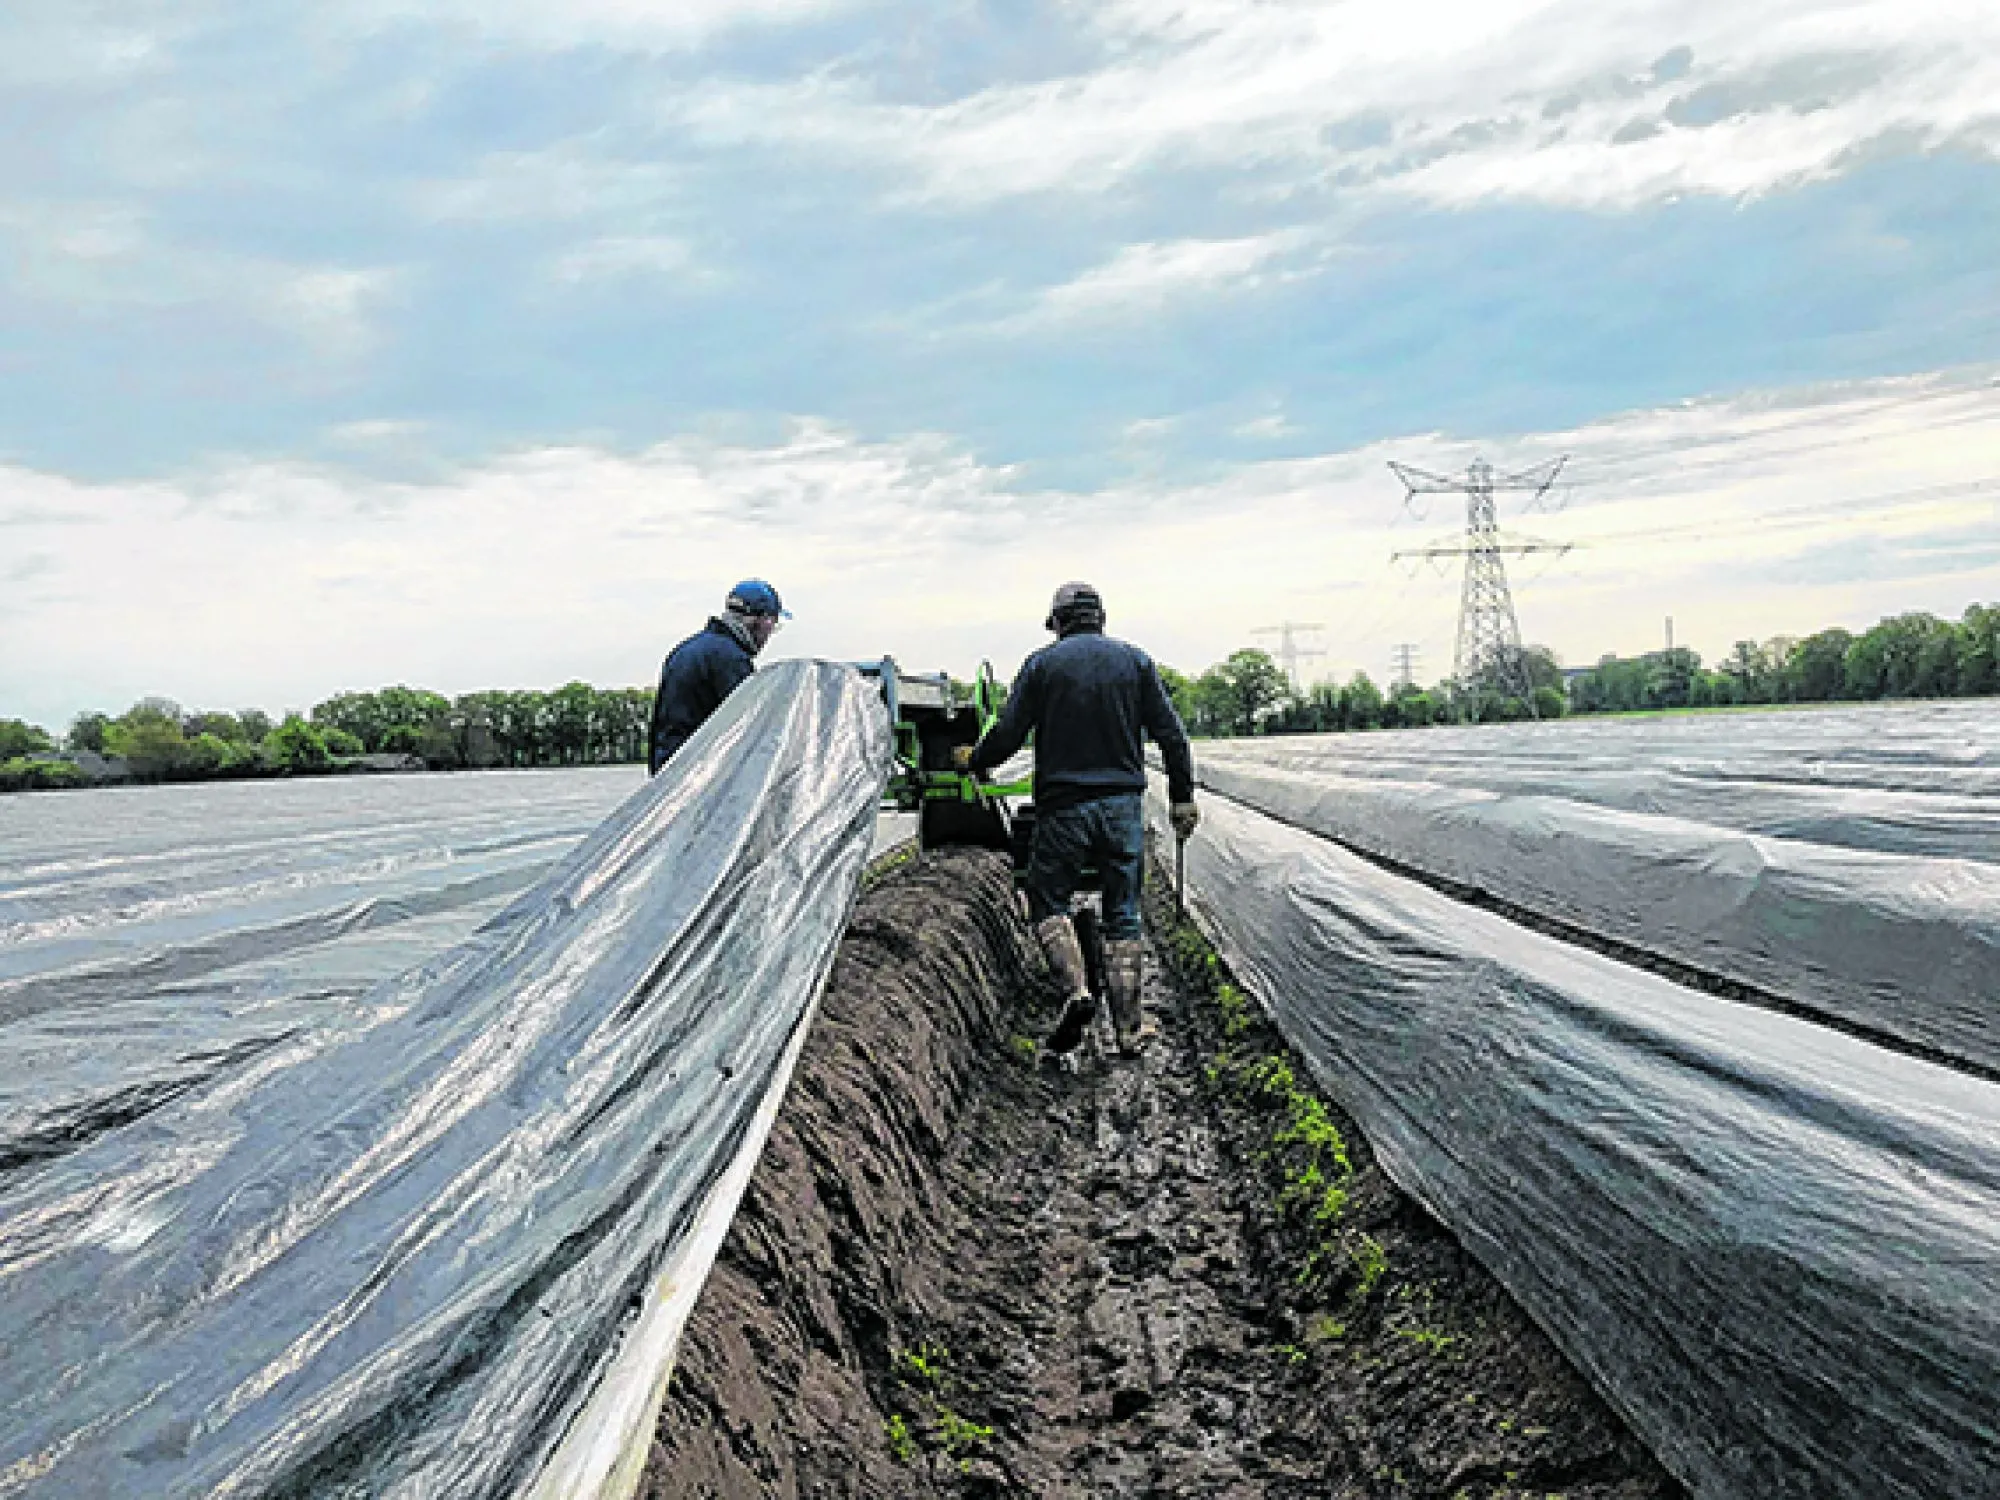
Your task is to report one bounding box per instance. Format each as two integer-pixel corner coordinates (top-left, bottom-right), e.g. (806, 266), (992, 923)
(4, 0), (1999, 729)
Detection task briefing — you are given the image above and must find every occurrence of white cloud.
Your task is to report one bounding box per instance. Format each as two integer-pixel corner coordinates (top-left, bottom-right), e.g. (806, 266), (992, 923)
(323, 420), (433, 458)
(1235, 413), (1298, 441)
(550, 234), (701, 286)
(0, 202), (158, 301)
(271, 268), (398, 359)
(0, 200), (398, 363)
(422, 144), (683, 224)
(0, 6), (184, 89)
(669, 0), (2000, 210)
(1022, 230), (1314, 326)
(334, 0), (874, 52)
(6, 368), (1999, 727)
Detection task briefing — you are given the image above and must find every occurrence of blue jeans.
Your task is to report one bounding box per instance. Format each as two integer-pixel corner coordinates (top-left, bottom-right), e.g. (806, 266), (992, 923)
(1025, 792), (1144, 940)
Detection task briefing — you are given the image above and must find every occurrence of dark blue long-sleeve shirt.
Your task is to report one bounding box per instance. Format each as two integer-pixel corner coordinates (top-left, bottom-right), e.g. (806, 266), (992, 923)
(647, 619), (755, 773)
(969, 628), (1195, 811)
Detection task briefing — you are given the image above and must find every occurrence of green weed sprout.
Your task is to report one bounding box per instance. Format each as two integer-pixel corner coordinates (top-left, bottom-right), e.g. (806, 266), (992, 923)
(1350, 1234), (1388, 1297)
(893, 1341), (950, 1387)
(934, 1408), (993, 1453)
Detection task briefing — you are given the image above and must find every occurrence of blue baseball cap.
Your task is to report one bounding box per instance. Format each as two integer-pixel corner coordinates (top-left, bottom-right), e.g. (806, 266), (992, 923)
(726, 579), (790, 619)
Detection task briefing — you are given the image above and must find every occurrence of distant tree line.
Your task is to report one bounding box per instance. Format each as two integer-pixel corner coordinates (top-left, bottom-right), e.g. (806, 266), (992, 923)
(310, 684), (651, 768)
(1161, 645), (1568, 739)
(2, 682), (652, 792)
(1164, 600), (2000, 739)
(1568, 604), (2000, 713)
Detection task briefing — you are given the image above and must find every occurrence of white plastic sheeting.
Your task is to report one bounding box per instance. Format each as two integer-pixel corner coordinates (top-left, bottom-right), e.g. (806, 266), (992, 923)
(1202, 700), (2000, 863)
(0, 661), (891, 1499)
(1152, 785), (2000, 1500)
(1196, 755), (2000, 1078)
(1, 767), (644, 1180)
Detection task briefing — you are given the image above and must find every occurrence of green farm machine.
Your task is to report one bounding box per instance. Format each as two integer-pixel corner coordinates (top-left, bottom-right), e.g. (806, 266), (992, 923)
(858, 658), (1030, 853)
(857, 657), (1110, 1009)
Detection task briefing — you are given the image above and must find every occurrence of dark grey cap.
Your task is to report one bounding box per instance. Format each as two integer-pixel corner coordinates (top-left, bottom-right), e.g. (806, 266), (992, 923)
(1045, 581), (1104, 632)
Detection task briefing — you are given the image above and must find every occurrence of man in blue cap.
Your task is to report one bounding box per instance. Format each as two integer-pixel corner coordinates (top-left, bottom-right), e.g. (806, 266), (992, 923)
(647, 579), (789, 774)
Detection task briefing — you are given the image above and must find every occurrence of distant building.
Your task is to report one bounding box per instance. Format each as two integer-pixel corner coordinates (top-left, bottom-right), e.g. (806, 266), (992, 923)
(356, 752), (426, 774)
(67, 750), (131, 783)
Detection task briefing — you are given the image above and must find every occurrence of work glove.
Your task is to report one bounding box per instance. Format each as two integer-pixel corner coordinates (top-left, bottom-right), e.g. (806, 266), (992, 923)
(951, 745), (975, 771)
(1171, 801), (1200, 841)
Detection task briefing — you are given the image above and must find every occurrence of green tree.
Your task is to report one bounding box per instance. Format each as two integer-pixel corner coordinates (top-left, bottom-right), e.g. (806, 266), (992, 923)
(618, 687), (652, 761)
(1305, 680), (1342, 732)
(67, 711), (112, 755)
(1341, 672), (1385, 731)
(1519, 645), (1565, 693)
(263, 715), (330, 772)
(1914, 627), (1961, 697)
(106, 716), (188, 778)
(0, 719), (52, 760)
(452, 691), (503, 768)
(185, 710), (245, 743)
(494, 691), (547, 766)
(1184, 672), (1222, 736)
(547, 681), (597, 765)
(1205, 649), (1288, 736)
(316, 685), (453, 755)
(1844, 613), (1949, 699)
(1648, 647), (1701, 709)
(1958, 605), (2000, 696)
(312, 691), (384, 749)
(1394, 688), (1436, 727)
(1785, 629), (1854, 701)
(1722, 640), (1775, 702)
(181, 732), (232, 775)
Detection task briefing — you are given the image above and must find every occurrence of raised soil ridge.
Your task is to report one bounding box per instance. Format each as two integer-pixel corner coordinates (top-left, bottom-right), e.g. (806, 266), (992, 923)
(641, 847), (1681, 1499)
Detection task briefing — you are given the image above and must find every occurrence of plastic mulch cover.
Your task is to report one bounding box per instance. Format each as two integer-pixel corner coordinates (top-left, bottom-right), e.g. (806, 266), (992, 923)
(0, 661), (891, 1499)
(1151, 786), (2000, 1500)
(1, 770), (643, 1184)
(1195, 755), (2000, 1078)
(1198, 700), (2000, 863)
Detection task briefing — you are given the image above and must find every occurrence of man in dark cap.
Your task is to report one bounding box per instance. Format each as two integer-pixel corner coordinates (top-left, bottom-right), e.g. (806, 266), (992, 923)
(961, 582), (1198, 1056)
(647, 579), (790, 774)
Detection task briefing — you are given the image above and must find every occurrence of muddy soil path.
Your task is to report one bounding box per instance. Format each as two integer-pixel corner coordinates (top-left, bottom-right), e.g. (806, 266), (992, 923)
(643, 848), (1681, 1499)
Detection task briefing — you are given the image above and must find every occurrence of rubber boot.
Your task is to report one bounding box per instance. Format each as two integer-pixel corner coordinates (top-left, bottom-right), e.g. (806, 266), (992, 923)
(1035, 915), (1096, 1055)
(1105, 939), (1153, 1057)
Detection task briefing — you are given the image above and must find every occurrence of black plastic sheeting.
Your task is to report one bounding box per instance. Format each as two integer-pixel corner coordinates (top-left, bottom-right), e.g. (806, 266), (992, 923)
(0, 661), (891, 1499)
(1152, 786), (2000, 1500)
(1201, 699), (2000, 863)
(1195, 755), (2000, 1079)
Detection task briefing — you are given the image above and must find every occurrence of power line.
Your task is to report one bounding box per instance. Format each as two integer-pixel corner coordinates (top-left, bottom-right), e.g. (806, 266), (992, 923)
(1251, 620), (1327, 690)
(1551, 379), (2000, 480)
(1389, 457), (1571, 708)
(1570, 409), (2000, 493)
(1560, 475), (2000, 549)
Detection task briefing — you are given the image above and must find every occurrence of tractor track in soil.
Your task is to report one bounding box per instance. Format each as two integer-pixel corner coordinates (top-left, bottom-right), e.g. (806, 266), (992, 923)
(642, 847), (1682, 1500)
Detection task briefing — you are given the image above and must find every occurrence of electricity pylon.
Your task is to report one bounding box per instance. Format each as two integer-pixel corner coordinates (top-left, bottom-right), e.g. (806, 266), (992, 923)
(1389, 457), (1570, 707)
(1391, 643), (1421, 690)
(1252, 621), (1326, 690)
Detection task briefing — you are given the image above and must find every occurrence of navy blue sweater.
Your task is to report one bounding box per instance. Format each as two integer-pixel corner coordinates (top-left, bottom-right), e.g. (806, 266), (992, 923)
(969, 628), (1195, 811)
(648, 619), (755, 773)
